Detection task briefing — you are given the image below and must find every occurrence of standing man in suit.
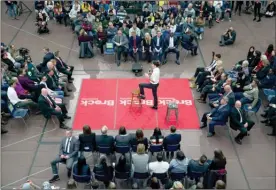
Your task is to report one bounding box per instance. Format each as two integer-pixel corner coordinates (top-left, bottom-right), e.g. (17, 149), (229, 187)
(37, 47), (55, 72)
(163, 32), (180, 65)
(112, 29), (129, 66)
(54, 51), (74, 82)
(138, 61), (161, 110)
(38, 88), (70, 129)
(152, 31), (164, 63)
(95, 125), (115, 153)
(230, 100), (255, 145)
(129, 31), (142, 62)
(49, 129), (80, 183)
(163, 125), (182, 159)
(201, 97), (230, 137)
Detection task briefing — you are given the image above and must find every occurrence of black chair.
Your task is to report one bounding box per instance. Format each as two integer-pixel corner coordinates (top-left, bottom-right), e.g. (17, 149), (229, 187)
(149, 144), (163, 153)
(170, 172), (186, 181)
(133, 172), (149, 179)
(188, 170), (206, 183)
(131, 144), (137, 152)
(115, 170), (131, 187)
(165, 144), (180, 158)
(97, 145), (113, 155)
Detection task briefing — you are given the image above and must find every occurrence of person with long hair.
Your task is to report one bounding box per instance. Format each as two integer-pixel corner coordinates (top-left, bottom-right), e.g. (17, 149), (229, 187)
(115, 126), (131, 146)
(265, 44), (274, 62)
(150, 127), (164, 145)
(209, 149), (227, 170)
(142, 33), (153, 63)
(73, 156), (91, 177)
(247, 46), (255, 65)
(93, 155), (114, 182)
(131, 129), (149, 151)
(79, 125), (96, 154)
(96, 25), (107, 54)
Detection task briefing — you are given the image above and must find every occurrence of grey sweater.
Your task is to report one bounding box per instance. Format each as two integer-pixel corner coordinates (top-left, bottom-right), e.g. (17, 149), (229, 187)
(132, 153), (149, 173)
(243, 87), (259, 107)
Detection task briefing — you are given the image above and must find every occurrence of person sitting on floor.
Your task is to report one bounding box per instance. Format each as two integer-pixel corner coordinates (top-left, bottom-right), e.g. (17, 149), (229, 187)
(219, 27), (236, 46)
(200, 96), (230, 137)
(230, 100), (255, 145)
(265, 1), (276, 17)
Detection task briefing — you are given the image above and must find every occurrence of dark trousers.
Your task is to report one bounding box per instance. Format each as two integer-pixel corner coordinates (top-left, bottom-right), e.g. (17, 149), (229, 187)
(60, 66), (74, 80)
(29, 84), (45, 101)
(194, 67), (205, 78)
(116, 46), (128, 61)
(201, 85), (217, 101)
(63, 14), (69, 26)
(220, 35), (233, 46)
(236, 120), (255, 140)
(164, 48), (180, 61)
(139, 83), (159, 107)
(196, 71), (211, 87)
(201, 112), (227, 133)
(51, 103), (68, 125)
(144, 50), (152, 63)
(271, 116), (276, 135)
(97, 39), (106, 54)
(129, 49), (142, 62)
(254, 3), (261, 19)
(235, 1), (243, 14)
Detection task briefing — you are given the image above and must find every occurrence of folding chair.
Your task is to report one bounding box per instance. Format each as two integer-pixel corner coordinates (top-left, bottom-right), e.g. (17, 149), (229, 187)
(7, 102), (30, 127)
(104, 42), (116, 63)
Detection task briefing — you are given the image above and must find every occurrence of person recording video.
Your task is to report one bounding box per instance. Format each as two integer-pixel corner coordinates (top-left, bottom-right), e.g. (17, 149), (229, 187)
(219, 27), (236, 46)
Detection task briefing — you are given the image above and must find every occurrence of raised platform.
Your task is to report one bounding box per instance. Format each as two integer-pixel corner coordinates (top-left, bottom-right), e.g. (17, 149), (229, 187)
(73, 78), (200, 130)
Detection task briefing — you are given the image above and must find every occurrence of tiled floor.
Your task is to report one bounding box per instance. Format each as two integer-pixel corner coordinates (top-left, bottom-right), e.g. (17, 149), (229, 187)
(1, 2), (275, 189)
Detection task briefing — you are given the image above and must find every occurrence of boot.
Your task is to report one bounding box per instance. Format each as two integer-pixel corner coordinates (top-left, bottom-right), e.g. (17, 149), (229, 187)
(189, 77), (196, 81)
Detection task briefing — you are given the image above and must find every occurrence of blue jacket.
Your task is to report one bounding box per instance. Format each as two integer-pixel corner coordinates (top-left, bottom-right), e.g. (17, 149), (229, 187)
(261, 74), (276, 87)
(129, 36), (142, 50)
(164, 36), (179, 49)
(210, 105), (230, 122)
(163, 133), (181, 147)
(152, 36), (164, 50)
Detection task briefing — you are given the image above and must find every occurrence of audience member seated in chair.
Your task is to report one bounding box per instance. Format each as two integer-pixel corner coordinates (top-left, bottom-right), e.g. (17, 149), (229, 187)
(230, 100), (255, 145)
(37, 47), (54, 72)
(93, 155), (114, 184)
(163, 125), (181, 159)
(129, 31), (142, 62)
(115, 154), (133, 177)
(187, 154), (209, 181)
(163, 32), (180, 65)
(72, 156), (91, 181)
(219, 27), (236, 46)
(112, 30), (129, 66)
(79, 125), (96, 154)
(142, 33), (153, 63)
(258, 69), (276, 89)
(115, 126), (132, 146)
(265, 1), (276, 18)
(152, 31), (164, 63)
(130, 129), (149, 152)
(181, 33), (198, 56)
(55, 51), (74, 82)
(96, 25), (107, 54)
(148, 152), (169, 175)
(150, 127), (164, 145)
(234, 80), (259, 109)
(209, 149), (227, 170)
(209, 85), (235, 108)
(78, 29), (94, 58)
(95, 125), (115, 153)
(49, 129), (79, 183)
(38, 88), (71, 129)
(200, 96), (230, 137)
(7, 79), (38, 109)
(168, 151), (190, 174)
(107, 22), (118, 42)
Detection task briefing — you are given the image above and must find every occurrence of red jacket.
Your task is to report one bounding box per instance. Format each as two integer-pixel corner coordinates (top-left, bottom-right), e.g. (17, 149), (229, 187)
(82, 23), (92, 31)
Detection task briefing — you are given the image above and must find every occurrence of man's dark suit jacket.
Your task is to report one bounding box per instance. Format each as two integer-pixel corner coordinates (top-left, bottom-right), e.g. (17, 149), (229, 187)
(164, 36), (179, 50)
(210, 104), (230, 123)
(59, 136), (79, 159)
(152, 36), (164, 50)
(79, 133), (96, 152)
(38, 94), (58, 119)
(163, 133), (182, 149)
(129, 36), (142, 50)
(46, 74), (58, 90)
(230, 107), (254, 131)
(42, 52), (55, 67)
(55, 57), (69, 73)
(95, 134), (114, 151)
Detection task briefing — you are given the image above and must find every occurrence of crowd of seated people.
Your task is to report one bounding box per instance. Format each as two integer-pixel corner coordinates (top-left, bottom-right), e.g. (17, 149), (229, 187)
(32, 0), (252, 65)
(189, 44), (276, 141)
(1, 43), (75, 133)
(48, 125), (227, 189)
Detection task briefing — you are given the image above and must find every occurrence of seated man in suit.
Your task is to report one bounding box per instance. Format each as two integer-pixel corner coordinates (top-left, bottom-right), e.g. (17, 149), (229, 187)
(209, 85), (235, 108)
(152, 31), (164, 63)
(200, 96), (230, 137)
(181, 33), (198, 56)
(49, 129), (79, 183)
(112, 29), (129, 66)
(54, 51), (74, 83)
(163, 32), (180, 65)
(219, 27), (236, 46)
(38, 88), (71, 129)
(95, 125), (115, 153)
(163, 125), (181, 159)
(230, 100), (255, 145)
(37, 47), (55, 72)
(129, 31), (142, 62)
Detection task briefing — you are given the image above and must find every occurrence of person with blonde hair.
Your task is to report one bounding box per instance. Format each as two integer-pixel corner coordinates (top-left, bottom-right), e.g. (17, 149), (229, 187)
(132, 144), (149, 173)
(143, 33), (153, 63)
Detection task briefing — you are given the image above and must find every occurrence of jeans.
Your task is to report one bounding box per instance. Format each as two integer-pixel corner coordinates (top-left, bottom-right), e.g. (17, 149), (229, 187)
(7, 4), (17, 18)
(139, 83), (159, 107)
(51, 156), (75, 175)
(53, 91), (64, 99)
(194, 27), (204, 34)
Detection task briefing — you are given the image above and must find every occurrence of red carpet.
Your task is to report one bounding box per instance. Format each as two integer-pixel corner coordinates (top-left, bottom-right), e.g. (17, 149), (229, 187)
(73, 79), (200, 130)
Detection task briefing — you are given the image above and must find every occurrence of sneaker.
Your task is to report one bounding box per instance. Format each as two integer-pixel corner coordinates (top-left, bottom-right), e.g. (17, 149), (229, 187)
(175, 60), (180, 65)
(190, 83), (196, 88)
(200, 125), (207, 129)
(229, 19), (231, 22)
(138, 95), (145, 99)
(199, 34), (202, 40)
(234, 138), (242, 145)
(1, 128), (8, 134)
(49, 175), (60, 183)
(151, 106), (158, 110)
(207, 132), (215, 137)
(60, 124), (69, 129)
